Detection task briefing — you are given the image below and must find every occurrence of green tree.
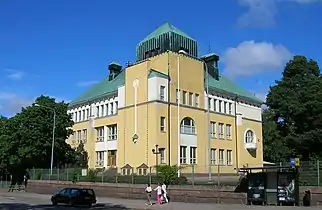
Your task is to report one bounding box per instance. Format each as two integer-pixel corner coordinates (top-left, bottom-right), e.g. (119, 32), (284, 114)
(74, 142), (88, 168)
(265, 55), (322, 160)
(0, 95), (77, 172)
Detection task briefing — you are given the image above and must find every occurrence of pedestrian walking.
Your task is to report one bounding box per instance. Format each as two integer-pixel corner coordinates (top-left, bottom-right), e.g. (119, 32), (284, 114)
(145, 184), (152, 205)
(154, 183), (162, 204)
(161, 182), (168, 203)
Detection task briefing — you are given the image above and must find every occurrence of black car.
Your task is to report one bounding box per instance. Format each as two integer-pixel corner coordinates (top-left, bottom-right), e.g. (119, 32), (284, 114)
(51, 187), (97, 207)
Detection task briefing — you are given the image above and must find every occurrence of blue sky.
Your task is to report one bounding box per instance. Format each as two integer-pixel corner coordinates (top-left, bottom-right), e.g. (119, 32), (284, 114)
(0, 0), (321, 116)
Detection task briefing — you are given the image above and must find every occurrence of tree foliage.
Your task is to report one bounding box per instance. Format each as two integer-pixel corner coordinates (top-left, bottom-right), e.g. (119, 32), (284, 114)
(264, 55), (322, 161)
(0, 95), (82, 173)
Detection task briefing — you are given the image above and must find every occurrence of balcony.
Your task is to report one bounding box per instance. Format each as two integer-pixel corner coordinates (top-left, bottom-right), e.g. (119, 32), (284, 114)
(244, 141), (257, 150)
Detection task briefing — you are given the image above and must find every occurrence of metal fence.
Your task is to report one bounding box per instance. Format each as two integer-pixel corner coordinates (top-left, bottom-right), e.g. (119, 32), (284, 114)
(22, 160), (322, 187)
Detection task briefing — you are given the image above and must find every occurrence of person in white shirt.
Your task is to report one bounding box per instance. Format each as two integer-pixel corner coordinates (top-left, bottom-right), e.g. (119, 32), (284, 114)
(145, 184), (152, 205)
(154, 183), (162, 204)
(161, 182), (168, 203)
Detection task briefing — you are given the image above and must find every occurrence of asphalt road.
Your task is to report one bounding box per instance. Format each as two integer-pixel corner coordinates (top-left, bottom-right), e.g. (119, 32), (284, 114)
(0, 190), (320, 210)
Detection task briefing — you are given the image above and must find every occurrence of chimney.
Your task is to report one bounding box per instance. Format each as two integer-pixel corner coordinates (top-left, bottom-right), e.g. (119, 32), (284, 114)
(108, 62), (122, 81)
(201, 53), (220, 80)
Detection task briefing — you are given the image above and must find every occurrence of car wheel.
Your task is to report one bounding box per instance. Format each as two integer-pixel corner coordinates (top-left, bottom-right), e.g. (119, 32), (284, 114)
(52, 199), (57, 206)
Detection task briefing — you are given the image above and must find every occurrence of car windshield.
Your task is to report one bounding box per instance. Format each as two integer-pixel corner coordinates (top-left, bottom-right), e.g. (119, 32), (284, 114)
(83, 189), (94, 195)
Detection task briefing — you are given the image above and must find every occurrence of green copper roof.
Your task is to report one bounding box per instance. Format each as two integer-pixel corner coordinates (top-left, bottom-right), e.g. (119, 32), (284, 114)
(139, 22), (195, 44)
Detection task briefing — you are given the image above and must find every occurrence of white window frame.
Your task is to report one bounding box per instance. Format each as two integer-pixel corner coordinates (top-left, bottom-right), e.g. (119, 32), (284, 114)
(110, 102), (114, 115)
(210, 121), (216, 138)
(214, 99), (217, 112)
(218, 101), (222, 113)
(159, 148), (165, 164)
(195, 94), (199, 107)
(245, 130), (254, 143)
(77, 130), (82, 143)
(189, 147), (197, 164)
(226, 124), (231, 139)
(224, 102), (227, 114)
(219, 149), (224, 165)
(182, 91), (187, 105)
(211, 148), (216, 165)
(100, 105), (104, 116)
(175, 89), (179, 104)
(96, 127), (104, 142)
(160, 116), (166, 132)
(188, 92), (193, 106)
(180, 146), (187, 164)
(218, 123), (224, 139)
(105, 104), (109, 116)
(208, 98), (212, 110)
(180, 118), (196, 134)
(96, 151), (104, 166)
(227, 150), (232, 166)
(115, 101), (118, 113)
(228, 103), (232, 114)
(160, 85), (165, 101)
(108, 125), (117, 140)
(96, 106), (100, 117)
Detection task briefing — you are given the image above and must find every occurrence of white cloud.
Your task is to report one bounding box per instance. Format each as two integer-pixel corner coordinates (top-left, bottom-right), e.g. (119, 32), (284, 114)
(221, 41), (292, 77)
(4, 69), (24, 80)
(77, 80), (99, 87)
(0, 92), (33, 116)
(238, 0), (321, 28)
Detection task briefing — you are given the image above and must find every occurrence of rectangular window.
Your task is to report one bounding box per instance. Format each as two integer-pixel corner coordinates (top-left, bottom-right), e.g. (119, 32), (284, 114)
(189, 92), (193, 106)
(219, 149), (224, 165)
(100, 105), (104, 116)
(189, 147), (197, 164)
(83, 129), (87, 143)
(226, 124), (232, 139)
(211, 149), (216, 165)
(105, 104), (109, 116)
(218, 123), (224, 139)
(84, 109), (87, 120)
(82, 110), (85, 121)
(160, 116), (166, 132)
(96, 106), (100, 117)
(115, 101), (118, 113)
(78, 111), (81, 121)
(159, 148), (165, 164)
(227, 150), (232, 166)
(224, 102), (227, 114)
(87, 108), (90, 118)
(107, 150), (116, 167)
(77, 130), (82, 143)
(108, 124), (117, 140)
(182, 91), (187, 105)
(160, 85), (165, 100)
(96, 127), (104, 142)
(195, 94), (199, 107)
(219, 101), (222, 113)
(72, 131), (76, 143)
(175, 89), (179, 104)
(210, 121), (216, 138)
(208, 98), (212, 110)
(110, 103), (114, 115)
(228, 103), (232, 114)
(214, 99), (217, 112)
(96, 151), (104, 166)
(180, 146), (187, 164)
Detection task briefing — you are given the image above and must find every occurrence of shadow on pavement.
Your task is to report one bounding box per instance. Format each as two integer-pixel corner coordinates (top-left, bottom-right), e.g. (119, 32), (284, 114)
(0, 203), (133, 209)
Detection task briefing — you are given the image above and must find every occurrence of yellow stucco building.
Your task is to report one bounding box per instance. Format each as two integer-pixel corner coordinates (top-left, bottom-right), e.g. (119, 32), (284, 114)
(67, 23), (263, 176)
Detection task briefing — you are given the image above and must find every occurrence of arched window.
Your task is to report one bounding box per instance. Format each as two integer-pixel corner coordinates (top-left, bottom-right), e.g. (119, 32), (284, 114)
(245, 130), (254, 143)
(180, 117), (196, 134)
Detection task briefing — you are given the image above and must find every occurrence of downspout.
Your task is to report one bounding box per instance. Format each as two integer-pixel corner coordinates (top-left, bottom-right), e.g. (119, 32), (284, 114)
(234, 96), (239, 171)
(167, 52), (171, 165)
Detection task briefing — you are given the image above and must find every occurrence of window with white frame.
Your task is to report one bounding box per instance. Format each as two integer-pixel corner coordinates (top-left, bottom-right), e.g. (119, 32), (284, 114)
(83, 129), (87, 143)
(82, 110), (85, 121)
(180, 117), (196, 134)
(78, 111), (81, 121)
(110, 102), (114, 115)
(195, 94), (199, 107)
(72, 131), (76, 143)
(77, 130), (81, 143)
(160, 116), (166, 132)
(211, 148), (216, 165)
(96, 106), (100, 117)
(159, 148), (165, 164)
(219, 149), (224, 165)
(180, 146), (187, 164)
(218, 101), (222, 113)
(245, 130), (254, 143)
(175, 89), (179, 104)
(189, 92), (193, 106)
(224, 102), (227, 113)
(190, 147), (197, 164)
(210, 121), (216, 138)
(182, 91), (187, 105)
(115, 101), (118, 113)
(105, 104), (109, 116)
(228, 103), (232, 114)
(100, 105), (104, 116)
(208, 98), (212, 110)
(226, 150), (232, 165)
(96, 151), (104, 166)
(160, 85), (165, 100)
(108, 124), (117, 140)
(96, 127), (104, 142)
(87, 108), (90, 118)
(226, 124), (232, 139)
(84, 109), (88, 120)
(214, 99), (217, 111)
(218, 123), (224, 139)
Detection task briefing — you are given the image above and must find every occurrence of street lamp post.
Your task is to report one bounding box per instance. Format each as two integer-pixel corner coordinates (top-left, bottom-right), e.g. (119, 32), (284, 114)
(152, 144), (160, 177)
(35, 104), (56, 176)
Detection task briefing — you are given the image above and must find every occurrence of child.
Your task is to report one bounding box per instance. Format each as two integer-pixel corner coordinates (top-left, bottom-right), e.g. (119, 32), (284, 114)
(145, 184), (152, 205)
(154, 183), (162, 204)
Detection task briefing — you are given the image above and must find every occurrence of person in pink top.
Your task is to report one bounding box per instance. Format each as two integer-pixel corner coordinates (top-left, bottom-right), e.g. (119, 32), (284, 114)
(154, 183), (162, 204)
